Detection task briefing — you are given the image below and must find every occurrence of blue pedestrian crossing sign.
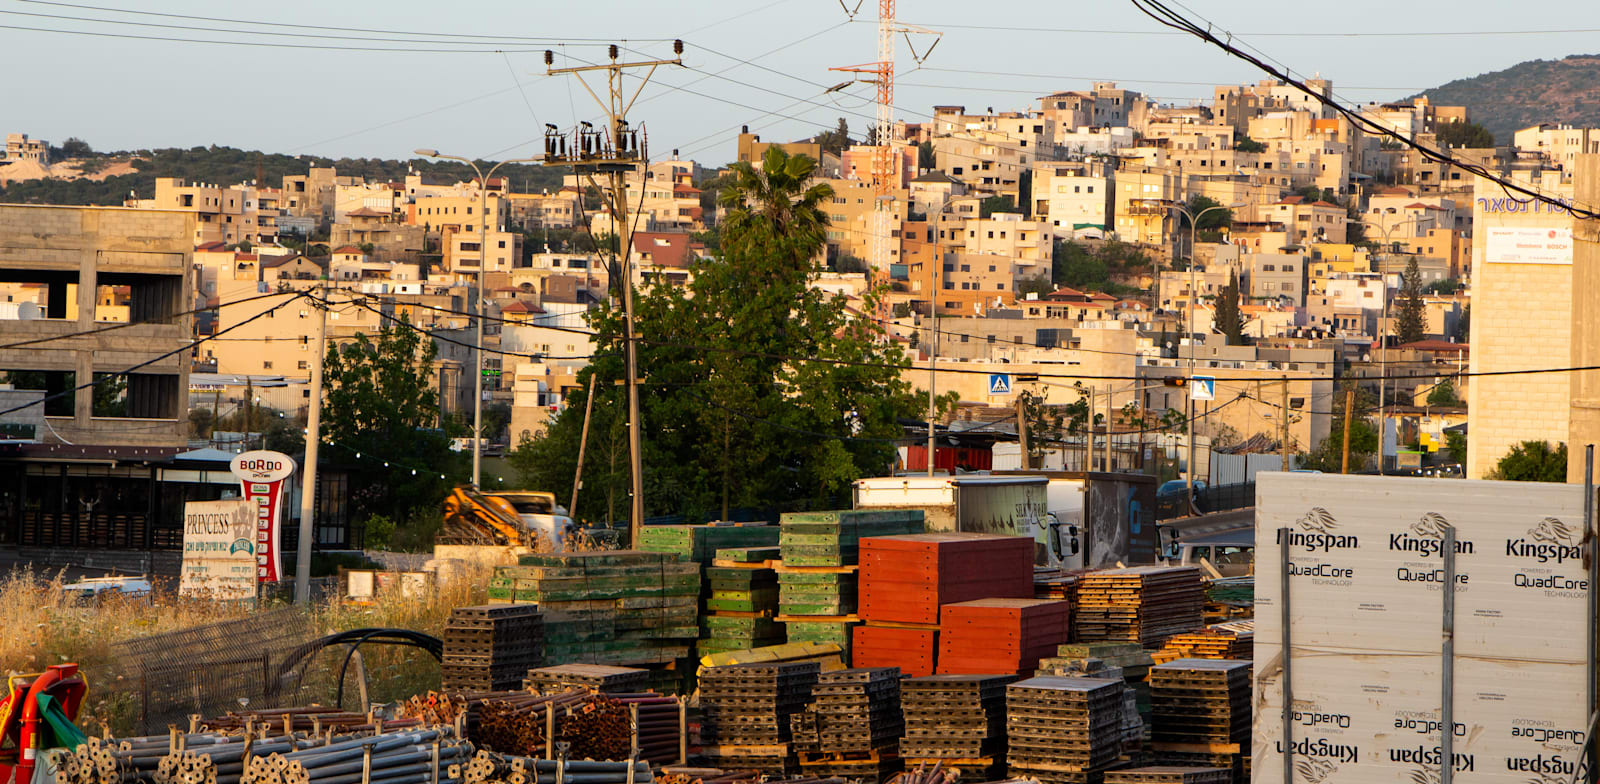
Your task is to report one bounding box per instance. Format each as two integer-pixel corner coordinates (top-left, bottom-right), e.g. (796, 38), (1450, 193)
(1191, 375), (1216, 401)
(989, 373), (1012, 395)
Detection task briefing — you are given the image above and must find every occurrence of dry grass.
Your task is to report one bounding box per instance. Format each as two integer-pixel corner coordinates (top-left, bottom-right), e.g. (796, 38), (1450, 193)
(0, 565), (492, 735)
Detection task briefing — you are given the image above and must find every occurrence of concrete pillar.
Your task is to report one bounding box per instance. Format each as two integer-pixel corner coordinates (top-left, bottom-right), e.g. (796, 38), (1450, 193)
(1569, 153), (1600, 483)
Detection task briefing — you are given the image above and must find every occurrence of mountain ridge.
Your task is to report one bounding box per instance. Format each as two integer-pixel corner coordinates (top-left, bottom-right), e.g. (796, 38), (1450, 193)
(1417, 54), (1600, 144)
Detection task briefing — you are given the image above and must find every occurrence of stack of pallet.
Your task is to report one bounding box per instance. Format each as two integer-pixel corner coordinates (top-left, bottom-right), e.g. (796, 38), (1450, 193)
(900, 674), (1016, 782)
(777, 509), (924, 658)
(700, 563), (783, 657)
(699, 661), (821, 774)
(1153, 621), (1253, 663)
(523, 663), (649, 694)
(441, 604), (544, 692)
(1034, 570), (1081, 617)
(1041, 642), (1157, 738)
(853, 533), (1033, 676)
(638, 523), (781, 567)
(1148, 660), (1251, 784)
(488, 551), (700, 666)
(1006, 676), (1127, 784)
(1075, 567), (1205, 648)
(937, 598), (1071, 676)
(1104, 767), (1233, 784)
(790, 667), (904, 780)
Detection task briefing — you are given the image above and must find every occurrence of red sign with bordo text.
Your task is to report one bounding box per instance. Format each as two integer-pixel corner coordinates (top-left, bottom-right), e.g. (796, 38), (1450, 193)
(228, 451), (297, 583)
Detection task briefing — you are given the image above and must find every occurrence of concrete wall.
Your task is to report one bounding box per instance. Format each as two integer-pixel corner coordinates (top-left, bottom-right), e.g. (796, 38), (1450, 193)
(1570, 154), (1600, 482)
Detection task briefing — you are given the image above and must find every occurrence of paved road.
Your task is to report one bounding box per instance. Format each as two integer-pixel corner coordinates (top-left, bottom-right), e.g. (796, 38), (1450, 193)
(0, 550), (116, 583)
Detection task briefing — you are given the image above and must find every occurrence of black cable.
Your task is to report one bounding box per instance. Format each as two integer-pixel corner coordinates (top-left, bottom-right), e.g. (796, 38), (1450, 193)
(0, 288), (299, 350)
(0, 21), (551, 52)
(0, 291), (310, 418)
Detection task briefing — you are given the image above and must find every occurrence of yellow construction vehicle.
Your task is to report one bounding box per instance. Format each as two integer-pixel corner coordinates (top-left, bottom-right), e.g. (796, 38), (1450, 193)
(439, 486), (575, 550)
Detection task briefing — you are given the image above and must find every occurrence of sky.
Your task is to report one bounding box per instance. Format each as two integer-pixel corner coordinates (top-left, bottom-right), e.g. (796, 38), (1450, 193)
(4, 0), (1600, 168)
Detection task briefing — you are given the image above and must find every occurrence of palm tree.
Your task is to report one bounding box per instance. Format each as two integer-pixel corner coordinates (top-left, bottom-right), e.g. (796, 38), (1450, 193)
(717, 146), (835, 264)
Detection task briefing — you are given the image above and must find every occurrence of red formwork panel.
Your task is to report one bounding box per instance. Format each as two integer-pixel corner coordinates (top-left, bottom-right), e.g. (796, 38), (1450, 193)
(859, 533), (1034, 626)
(852, 623), (939, 676)
(936, 598), (1071, 676)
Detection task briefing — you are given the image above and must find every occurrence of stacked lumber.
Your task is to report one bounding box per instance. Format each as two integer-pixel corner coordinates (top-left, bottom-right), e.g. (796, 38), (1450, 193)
(791, 667), (904, 780)
(488, 551), (700, 666)
(1075, 567), (1205, 648)
(700, 565), (784, 657)
(1033, 571), (1082, 621)
(699, 661), (821, 774)
(937, 599), (1071, 676)
(1006, 676), (1126, 784)
(441, 604), (544, 692)
(523, 663), (648, 694)
(777, 509), (924, 660)
(1153, 621), (1253, 664)
(1040, 642), (1157, 739)
(697, 642), (847, 673)
(900, 674), (1017, 782)
(1103, 767), (1232, 784)
(1148, 659), (1251, 784)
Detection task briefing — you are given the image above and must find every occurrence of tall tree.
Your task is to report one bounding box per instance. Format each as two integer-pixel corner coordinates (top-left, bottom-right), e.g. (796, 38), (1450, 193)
(1301, 382), (1379, 472)
(321, 314), (464, 521)
(515, 147), (923, 522)
(1491, 440), (1566, 482)
(1436, 121), (1494, 149)
(1396, 257), (1427, 344)
(815, 118), (852, 157)
(1214, 270), (1245, 345)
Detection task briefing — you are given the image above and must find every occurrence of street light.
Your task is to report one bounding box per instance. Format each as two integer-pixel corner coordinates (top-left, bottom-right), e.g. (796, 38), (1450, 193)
(415, 148), (542, 488)
(1354, 214), (1434, 471)
(1166, 199), (1244, 513)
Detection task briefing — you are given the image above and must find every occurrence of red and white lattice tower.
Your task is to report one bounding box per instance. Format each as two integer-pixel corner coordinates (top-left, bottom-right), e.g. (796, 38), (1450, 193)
(832, 0), (897, 320)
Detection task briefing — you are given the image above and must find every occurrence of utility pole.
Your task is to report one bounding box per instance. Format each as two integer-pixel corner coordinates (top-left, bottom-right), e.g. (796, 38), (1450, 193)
(295, 282), (328, 605)
(544, 42), (683, 545)
(1016, 394), (1031, 470)
(1280, 375), (1291, 471)
(244, 376), (254, 450)
(1104, 383), (1114, 472)
(1341, 385), (1355, 474)
(570, 373), (597, 519)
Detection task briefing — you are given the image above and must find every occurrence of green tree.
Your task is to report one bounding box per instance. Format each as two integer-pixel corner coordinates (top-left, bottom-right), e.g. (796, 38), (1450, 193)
(1214, 270), (1245, 345)
(1396, 257), (1427, 344)
(1424, 278), (1462, 295)
(917, 141), (935, 170)
(1182, 196), (1233, 233)
(1445, 430), (1467, 464)
(322, 313), (464, 521)
(1436, 121), (1494, 149)
(1233, 135), (1267, 153)
(1426, 378), (1463, 407)
(1053, 240), (1109, 289)
(1301, 383), (1379, 472)
(835, 254), (869, 273)
(815, 118), (852, 157)
(979, 195), (1015, 218)
(514, 147), (922, 523)
(1454, 304), (1470, 342)
(1490, 440), (1566, 482)
(1016, 274), (1054, 298)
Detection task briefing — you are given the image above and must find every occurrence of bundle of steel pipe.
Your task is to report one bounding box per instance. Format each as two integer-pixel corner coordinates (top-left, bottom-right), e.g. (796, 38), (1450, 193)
(471, 692), (587, 757)
(612, 695), (682, 766)
(654, 768), (759, 784)
(453, 751), (650, 784)
(240, 729), (471, 784)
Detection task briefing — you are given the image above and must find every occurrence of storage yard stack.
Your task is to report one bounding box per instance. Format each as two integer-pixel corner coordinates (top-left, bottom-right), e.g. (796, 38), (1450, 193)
(790, 667), (904, 780)
(523, 663), (649, 694)
(637, 523), (781, 567)
(700, 552), (784, 657)
(441, 604), (544, 692)
(854, 533), (1033, 676)
(1153, 621), (1253, 663)
(776, 509), (924, 657)
(1148, 659), (1250, 783)
(1035, 643), (1156, 756)
(488, 551), (700, 678)
(1103, 767), (1232, 784)
(1075, 566), (1205, 647)
(698, 661), (821, 774)
(937, 598), (1071, 676)
(1006, 676), (1126, 784)
(900, 674), (1017, 782)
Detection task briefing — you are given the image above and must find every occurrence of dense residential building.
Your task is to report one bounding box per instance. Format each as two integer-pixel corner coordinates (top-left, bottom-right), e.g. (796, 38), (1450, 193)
(2, 133), (48, 163)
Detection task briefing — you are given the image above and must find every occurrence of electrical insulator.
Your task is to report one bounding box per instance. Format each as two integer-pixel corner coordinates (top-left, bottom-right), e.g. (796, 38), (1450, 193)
(559, 137), (567, 157)
(609, 44), (618, 60)
(544, 50), (553, 66)
(673, 39), (684, 56)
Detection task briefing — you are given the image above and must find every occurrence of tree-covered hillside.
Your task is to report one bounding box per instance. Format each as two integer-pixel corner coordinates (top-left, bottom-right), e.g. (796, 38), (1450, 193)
(1417, 54), (1600, 144)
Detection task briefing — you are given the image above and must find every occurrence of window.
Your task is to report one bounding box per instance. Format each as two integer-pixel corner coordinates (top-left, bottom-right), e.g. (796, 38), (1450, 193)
(263, 361), (273, 370)
(298, 360), (309, 370)
(1087, 186), (1094, 193)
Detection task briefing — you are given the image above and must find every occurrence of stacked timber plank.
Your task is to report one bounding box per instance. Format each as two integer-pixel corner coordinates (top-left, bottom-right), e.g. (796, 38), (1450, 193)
(1041, 642), (1157, 737)
(1006, 676), (1126, 784)
(1075, 567), (1205, 648)
(441, 604), (544, 692)
(853, 533), (1033, 675)
(1153, 621), (1253, 664)
(937, 598), (1071, 676)
(776, 509), (924, 659)
(790, 667), (904, 780)
(1103, 767), (1232, 784)
(523, 663), (648, 694)
(900, 674), (1017, 782)
(1034, 571), (1082, 620)
(488, 550), (700, 666)
(1148, 659), (1251, 784)
(700, 564), (783, 657)
(699, 661), (821, 774)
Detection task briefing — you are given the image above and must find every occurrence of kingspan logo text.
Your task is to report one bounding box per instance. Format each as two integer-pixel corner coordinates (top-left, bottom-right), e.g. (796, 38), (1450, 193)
(1279, 508), (1359, 552)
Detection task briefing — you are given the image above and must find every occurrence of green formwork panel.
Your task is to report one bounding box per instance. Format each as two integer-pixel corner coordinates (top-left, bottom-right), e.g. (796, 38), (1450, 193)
(714, 546), (782, 563)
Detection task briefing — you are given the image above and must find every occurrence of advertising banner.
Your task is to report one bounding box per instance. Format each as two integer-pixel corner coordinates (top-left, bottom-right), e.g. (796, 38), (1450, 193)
(228, 450), (297, 583)
(1483, 226), (1572, 265)
(179, 499), (258, 600)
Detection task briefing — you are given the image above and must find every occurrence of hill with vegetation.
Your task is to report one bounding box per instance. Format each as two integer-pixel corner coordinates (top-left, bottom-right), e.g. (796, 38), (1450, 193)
(0, 142), (566, 205)
(1416, 54), (1600, 144)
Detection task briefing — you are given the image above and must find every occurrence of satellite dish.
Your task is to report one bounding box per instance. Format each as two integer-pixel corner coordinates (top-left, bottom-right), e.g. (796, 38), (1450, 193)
(16, 302), (40, 320)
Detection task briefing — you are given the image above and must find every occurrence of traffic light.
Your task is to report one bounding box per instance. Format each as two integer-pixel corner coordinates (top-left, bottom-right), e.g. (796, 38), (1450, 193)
(1162, 377), (1188, 388)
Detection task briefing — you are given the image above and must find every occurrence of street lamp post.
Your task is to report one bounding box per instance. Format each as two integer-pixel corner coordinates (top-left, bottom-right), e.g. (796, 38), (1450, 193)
(1166, 200), (1243, 513)
(1355, 215), (1433, 472)
(415, 149), (542, 488)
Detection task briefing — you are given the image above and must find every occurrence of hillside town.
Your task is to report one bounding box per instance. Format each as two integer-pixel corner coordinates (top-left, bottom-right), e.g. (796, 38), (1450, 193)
(0, 6), (1596, 784)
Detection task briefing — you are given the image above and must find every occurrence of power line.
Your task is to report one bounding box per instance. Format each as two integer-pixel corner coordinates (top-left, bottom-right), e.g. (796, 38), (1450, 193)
(0, 21), (552, 52)
(890, 18), (1600, 38)
(0, 288), (299, 350)
(0, 9), (593, 48)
